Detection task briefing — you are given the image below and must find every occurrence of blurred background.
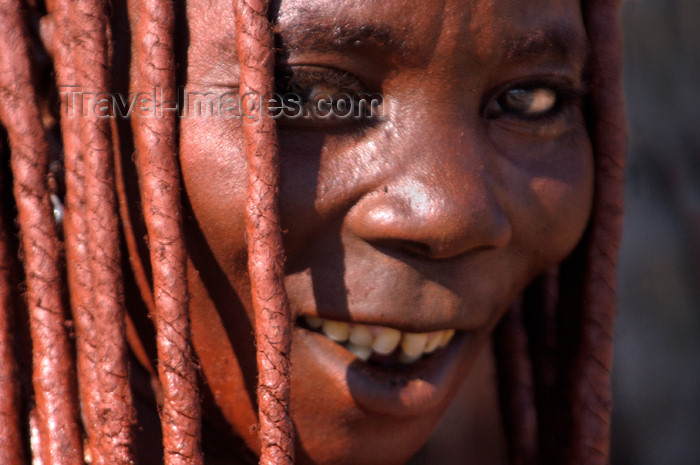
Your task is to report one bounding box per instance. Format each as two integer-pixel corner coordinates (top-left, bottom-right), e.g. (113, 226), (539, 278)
(413, 1), (700, 463)
(612, 0), (700, 464)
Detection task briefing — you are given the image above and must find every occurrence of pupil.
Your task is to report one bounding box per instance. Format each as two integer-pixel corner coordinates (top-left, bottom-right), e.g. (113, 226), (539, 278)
(506, 88), (530, 102)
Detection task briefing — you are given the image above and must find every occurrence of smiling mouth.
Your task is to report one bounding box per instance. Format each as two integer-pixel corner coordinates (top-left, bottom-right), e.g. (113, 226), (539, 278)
(301, 316), (456, 365)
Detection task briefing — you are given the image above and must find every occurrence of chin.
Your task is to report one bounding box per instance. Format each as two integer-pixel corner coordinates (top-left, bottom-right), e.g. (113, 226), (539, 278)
(293, 418), (436, 465)
(287, 320), (488, 465)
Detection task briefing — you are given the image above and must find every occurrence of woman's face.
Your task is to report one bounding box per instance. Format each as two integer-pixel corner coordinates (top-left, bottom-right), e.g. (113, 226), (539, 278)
(177, 0), (592, 463)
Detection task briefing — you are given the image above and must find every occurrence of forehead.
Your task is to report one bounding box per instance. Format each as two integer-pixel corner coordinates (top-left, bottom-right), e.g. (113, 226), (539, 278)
(186, 0), (586, 77)
(272, 0), (445, 65)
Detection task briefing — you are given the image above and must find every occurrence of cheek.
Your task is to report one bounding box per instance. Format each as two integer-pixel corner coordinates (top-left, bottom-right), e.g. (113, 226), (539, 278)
(508, 129), (595, 270)
(179, 118), (248, 268)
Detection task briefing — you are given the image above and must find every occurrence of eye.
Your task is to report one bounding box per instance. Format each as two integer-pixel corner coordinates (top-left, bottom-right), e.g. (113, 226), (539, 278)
(484, 78), (588, 124)
(277, 66), (363, 99)
(273, 66), (383, 127)
(483, 79), (587, 136)
(499, 88), (557, 116)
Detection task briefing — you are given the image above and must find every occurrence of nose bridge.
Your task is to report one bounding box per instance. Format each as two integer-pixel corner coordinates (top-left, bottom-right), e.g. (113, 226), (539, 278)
(346, 115), (512, 259)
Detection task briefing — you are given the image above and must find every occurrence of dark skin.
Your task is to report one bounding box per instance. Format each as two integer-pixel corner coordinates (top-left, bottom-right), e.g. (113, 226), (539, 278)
(126, 0), (593, 463)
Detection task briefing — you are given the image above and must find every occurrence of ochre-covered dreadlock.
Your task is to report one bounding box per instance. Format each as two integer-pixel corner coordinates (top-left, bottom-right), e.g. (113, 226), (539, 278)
(0, 1), (83, 464)
(234, 0), (294, 464)
(50, 0), (108, 462)
(0, 139), (24, 465)
(0, 0), (625, 464)
(128, 0), (204, 463)
(59, 1), (135, 463)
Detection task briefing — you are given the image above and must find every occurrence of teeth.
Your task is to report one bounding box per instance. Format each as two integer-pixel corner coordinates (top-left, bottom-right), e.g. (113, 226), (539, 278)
(372, 328), (402, 355)
(304, 315), (323, 330)
(400, 333), (428, 358)
(398, 351), (422, 364)
(439, 329), (455, 348)
(347, 342), (372, 361)
(322, 320), (350, 343)
(349, 324), (373, 346)
(423, 332), (442, 354)
(304, 316), (457, 365)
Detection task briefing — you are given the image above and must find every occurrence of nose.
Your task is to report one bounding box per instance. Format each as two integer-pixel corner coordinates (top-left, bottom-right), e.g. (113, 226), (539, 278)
(345, 126), (512, 260)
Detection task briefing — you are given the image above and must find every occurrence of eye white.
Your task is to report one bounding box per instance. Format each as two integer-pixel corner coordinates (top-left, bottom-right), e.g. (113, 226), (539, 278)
(502, 88), (557, 115)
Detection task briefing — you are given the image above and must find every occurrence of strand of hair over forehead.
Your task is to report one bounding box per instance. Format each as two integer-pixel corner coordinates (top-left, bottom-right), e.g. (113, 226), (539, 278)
(495, 1), (625, 464)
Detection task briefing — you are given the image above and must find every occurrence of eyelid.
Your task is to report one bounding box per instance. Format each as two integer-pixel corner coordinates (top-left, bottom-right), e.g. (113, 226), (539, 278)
(275, 65), (369, 95)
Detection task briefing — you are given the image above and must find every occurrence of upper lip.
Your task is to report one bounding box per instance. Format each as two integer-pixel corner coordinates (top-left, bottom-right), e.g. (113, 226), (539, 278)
(295, 308), (473, 334)
(298, 314), (460, 333)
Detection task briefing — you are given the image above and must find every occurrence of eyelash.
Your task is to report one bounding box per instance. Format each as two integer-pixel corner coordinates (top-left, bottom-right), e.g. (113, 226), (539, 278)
(275, 66), (366, 96)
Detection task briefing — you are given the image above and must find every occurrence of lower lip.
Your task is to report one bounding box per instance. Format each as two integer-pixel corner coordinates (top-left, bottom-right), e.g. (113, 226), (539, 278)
(294, 325), (471, 418)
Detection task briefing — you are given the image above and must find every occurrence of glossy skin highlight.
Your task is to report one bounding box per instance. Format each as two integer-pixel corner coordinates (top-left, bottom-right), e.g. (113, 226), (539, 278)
(139, 0), (594, 463)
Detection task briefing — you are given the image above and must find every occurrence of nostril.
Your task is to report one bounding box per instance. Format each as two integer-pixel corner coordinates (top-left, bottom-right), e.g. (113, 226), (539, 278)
(401, 241), (432, 257)
(369, 237), (500, 260)
(372, 238), (432, 258)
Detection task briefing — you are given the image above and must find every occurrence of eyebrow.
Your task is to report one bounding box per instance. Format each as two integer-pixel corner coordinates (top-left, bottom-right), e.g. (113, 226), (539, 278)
(502, 26), (590, 63)
(274, 17), (421, 62)
(275, 16), (589, 67)
(277, 22), (392, 50)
